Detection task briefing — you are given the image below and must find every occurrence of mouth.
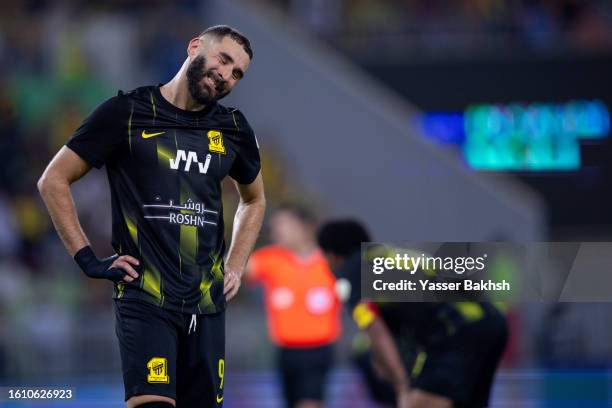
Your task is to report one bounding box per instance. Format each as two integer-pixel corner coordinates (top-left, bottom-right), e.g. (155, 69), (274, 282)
(203, 76), (216, 92)
(206, 72), (225, 92)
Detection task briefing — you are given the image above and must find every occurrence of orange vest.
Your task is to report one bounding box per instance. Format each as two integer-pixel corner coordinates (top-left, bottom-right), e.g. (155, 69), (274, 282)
(249, 245), (341, 347)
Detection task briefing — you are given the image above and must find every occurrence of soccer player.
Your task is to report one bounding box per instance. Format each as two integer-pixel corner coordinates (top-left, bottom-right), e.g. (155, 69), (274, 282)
(246, 204), (341, 408)
(317, 220), (508, 408)
(37, 25), (265, 408)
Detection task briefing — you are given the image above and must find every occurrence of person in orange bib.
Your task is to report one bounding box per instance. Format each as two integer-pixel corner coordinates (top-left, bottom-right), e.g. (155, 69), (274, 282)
(246, 204), (341, 408)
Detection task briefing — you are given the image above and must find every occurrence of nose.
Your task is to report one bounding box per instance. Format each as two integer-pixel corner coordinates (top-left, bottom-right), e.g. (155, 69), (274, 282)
(217, 65), (232, 81)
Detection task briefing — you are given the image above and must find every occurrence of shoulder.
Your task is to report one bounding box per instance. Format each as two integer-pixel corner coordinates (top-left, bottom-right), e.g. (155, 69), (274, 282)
(94, 85), (151, 111)
(249, 245), (290, 280)
(217, 105), (254, 132)
(337, 251), (362, 284)
(81, 90), (132, 123)
(313, 250), (332, 269)
(118, 85), (156, 103)
(216, 104), (244, 117)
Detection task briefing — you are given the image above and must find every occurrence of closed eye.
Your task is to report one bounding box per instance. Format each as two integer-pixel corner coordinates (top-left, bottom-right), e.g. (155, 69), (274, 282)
(232, 69), (244, 80)
(218, 52), (244, 80)
(219, 52), (233, 65)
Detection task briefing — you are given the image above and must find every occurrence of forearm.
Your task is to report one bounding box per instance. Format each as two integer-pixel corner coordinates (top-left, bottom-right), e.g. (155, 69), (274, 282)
(38, 176), (89, 257)
(367, 318), (410, 394)
(225, 195), (265, 273)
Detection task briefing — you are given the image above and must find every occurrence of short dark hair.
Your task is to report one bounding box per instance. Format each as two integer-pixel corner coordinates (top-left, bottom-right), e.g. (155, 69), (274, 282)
(274, 202), (317, 226)
(317, 219), (371, 257)
(199, 25), (253, 59)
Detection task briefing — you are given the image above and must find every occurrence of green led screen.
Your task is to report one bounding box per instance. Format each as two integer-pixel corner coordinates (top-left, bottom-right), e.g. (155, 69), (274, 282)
(463, 101), (609, 171)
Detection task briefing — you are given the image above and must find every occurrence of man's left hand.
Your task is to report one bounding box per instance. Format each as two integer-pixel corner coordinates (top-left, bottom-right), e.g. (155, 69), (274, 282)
(224, 267), (243, 301)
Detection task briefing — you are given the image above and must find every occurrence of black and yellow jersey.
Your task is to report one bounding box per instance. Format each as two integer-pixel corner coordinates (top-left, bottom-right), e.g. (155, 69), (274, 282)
(66, 85), (261, 314)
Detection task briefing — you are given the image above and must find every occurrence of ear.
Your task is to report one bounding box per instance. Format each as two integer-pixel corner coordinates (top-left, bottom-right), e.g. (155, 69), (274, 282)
(187, 37), (201, 58)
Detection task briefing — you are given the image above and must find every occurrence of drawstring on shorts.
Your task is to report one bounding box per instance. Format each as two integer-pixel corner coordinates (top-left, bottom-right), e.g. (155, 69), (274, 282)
(188, 313), (197, 334)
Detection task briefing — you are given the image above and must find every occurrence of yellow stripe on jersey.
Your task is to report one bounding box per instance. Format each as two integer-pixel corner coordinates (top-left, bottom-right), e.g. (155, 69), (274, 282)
(199, 252), (223, 312)
(123, 209), (138, 246)
(122, 204), (162, 305)
(178, 180), (198, 264)
(121, 207), (138, 297)
(157, 145), (174, 163)
(231, 111), (240, 131)
(128, 101), (134, 155)
(142, 263), (163, 305)
(116, 282), (125, 299)
(149, 91), (157, 121)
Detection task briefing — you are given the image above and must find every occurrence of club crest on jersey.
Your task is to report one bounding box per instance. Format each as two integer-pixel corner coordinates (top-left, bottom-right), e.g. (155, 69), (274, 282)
(207, 130), (226, 154)
(147, 357), (170, 384)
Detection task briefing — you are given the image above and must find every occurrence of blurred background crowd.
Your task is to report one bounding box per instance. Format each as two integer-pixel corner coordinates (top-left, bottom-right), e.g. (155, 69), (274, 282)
(284, 0), (612, 56)
(1, 0), (612, 406)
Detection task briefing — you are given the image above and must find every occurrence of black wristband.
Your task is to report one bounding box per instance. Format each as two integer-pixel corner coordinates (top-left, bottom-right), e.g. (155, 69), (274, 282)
(74, 246), (97, 271)
(74, 245), (124, 282)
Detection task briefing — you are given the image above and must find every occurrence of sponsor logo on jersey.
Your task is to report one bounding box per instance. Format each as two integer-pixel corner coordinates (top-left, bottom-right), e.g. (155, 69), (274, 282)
(207, 130), (226, 154)
(305, 287), (335, 315)
(147, 357), (170, 383)
(169, 150), (211, 174)
(270, 287), (295, 310)
(143, 199), (219, 228)
(141, 130), (166, 139)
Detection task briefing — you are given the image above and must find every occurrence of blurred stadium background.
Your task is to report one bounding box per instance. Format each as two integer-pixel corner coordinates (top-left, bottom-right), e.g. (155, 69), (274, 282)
(1, 0), (612, 406)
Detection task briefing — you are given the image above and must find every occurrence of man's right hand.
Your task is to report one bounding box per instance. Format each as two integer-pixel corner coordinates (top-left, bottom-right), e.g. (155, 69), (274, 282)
(74, 246), (140, 283)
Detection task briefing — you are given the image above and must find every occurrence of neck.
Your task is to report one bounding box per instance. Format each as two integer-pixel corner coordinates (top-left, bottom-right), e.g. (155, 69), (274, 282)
(289, 240), (317, 258)
(160, 59), (208, 112)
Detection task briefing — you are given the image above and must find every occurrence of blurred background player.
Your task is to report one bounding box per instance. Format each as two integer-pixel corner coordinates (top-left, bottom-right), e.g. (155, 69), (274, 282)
(246, 204), (341, 408)
(317, 220), (508, 408)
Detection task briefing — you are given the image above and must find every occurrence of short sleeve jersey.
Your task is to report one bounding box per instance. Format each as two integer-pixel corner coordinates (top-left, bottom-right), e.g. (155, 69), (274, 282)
(66, 85), (261, 314)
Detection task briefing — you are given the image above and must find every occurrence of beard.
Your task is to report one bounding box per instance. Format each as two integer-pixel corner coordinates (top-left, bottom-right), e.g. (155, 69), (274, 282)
(186, 55), (230, 105)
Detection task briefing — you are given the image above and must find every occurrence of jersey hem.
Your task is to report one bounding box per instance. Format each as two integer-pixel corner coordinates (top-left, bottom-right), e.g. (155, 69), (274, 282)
(114, 287), (225, 315)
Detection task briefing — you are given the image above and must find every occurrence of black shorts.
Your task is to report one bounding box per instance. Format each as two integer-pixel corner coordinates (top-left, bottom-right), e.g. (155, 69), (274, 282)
(277, 344), (334, 407)
(114, 299), (225, 407)
(411, 303), (508, 408)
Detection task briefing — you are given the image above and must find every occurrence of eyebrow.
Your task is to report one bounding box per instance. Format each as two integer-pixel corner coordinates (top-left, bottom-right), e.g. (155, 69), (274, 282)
(219, 52), (234, 64)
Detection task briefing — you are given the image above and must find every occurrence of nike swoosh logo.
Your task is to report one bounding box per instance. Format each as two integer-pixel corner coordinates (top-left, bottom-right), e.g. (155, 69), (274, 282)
(141, 130), (166, 139)
(216, 394), (223, 403)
